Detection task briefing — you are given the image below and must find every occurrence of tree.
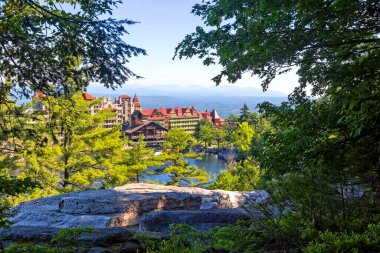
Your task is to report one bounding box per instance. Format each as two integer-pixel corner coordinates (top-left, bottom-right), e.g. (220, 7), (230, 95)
(122, 135), (156, 183)
(164, 128), (195, 154)
(0, 0), (145, 98)
(239, 103), (251, 123)
(195, 119), (215, 147)
(158, 128), (209, 186)
(5, 93), (130, 193)
(162, 157), (210, 187)
(0, 95), (40, 226)
(231, 122), (254, 159)
(213, 127), (226, 149)
(210, 160), (261, 191)
(174, 0), (379, 95)
(175, 0), (380, 251)
(0, 0), (144, 227)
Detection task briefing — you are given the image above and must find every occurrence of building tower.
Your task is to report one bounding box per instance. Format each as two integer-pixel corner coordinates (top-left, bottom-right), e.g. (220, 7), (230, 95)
(132, 94), (142, 112)
(118, 95), (131, 125)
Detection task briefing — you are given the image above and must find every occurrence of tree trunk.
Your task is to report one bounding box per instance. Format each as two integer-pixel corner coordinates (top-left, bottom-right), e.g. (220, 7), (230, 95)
(63, 167), (70, 188)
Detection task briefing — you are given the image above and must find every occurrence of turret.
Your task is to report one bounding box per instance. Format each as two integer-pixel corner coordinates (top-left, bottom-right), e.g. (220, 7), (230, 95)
(133, 94), (142, 111)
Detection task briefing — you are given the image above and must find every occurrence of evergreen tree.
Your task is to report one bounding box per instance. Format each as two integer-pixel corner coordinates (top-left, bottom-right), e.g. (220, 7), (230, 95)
(122, 135), (157, 183)
(0, 93), (39, 226)
(239, 103), (251, 123)
(6, 93), (131, 195)
(0, 0), (144, 227)
(159, 128), (209, 186)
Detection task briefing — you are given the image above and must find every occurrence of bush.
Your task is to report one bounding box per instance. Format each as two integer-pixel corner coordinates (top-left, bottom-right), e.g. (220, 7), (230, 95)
(304, 223), (380, 253)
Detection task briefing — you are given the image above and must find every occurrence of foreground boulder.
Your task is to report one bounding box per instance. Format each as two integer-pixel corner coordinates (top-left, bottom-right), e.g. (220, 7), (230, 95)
(1, 184), (270, 251)
(7, 183), (269, 230)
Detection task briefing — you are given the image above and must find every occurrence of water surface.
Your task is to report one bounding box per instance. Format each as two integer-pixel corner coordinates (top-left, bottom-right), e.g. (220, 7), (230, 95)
(141, 153), (227, 184)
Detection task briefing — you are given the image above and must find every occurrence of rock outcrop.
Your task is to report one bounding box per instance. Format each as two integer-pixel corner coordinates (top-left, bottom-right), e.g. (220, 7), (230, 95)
(8, 183), (269, 230)
(1, 183), (270, 251)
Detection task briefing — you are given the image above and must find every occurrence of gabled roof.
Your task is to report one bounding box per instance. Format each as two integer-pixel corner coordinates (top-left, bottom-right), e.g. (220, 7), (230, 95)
(210, 109), (221, 119)
(157, 108), (169, 116)
(83, 92), (95, 101)
(125, 121), (168, 134)
(135, 106), (200, 120)
(200, 111), (212, 120)
(119, 95), (131, 99)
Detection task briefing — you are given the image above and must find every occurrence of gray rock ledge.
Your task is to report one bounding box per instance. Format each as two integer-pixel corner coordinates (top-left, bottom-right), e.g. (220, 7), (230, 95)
(6, 183), (269, 230)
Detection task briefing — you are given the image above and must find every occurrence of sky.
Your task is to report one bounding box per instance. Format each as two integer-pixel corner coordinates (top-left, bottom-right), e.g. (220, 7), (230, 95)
(89, 0), (299, 96)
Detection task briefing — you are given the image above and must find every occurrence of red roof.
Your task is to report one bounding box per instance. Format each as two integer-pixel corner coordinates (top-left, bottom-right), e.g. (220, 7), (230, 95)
(132, 94), (141, 107)
(200, 112), (212, 120)
(119, 95), (130, 99)
(32, 91), (46, 99)
(139, 106), (201, 121)
(83, 92), (96, 100)
(140, 109), (154, 116)
(210, 109), (221, 119)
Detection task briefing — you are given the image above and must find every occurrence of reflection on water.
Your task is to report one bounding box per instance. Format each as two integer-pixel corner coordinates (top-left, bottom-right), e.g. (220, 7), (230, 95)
(141, 153), (227, 185)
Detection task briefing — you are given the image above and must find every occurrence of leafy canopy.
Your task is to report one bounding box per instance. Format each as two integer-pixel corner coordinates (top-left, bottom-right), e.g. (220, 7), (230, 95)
(0, 0), (146, 98)
(174, 0), (380, 251)
(175, 0), (379, 96)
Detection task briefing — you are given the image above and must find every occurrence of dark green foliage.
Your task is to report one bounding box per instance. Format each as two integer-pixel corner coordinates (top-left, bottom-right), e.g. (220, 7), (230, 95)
(0, 177), (36, 197)
(175, 0), (380, 251)
(0, 0), (146, 98)
(239, 103), (251, 123)
(194, 119), (215, 146)
(0, 176), (37, 227)
(304, 223), (380, 253)
(175, 0), (379, 95)
(5, 227), (95, 253)
(146, 224), (209, 253)
(0, 0), (144, 228)
(210, 160), (261, 191)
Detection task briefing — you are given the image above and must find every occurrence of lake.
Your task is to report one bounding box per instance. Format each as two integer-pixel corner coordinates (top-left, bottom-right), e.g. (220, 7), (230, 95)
(141, 153), (227, 185)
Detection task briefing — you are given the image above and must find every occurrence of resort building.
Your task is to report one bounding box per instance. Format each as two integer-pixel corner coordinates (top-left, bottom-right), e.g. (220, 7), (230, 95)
(31, 91), (225, 143)
(83, 92), (138, 129)
(124, 121), (168, 147)
(199, 109), (226, 128)
(131, 106), (201, 133)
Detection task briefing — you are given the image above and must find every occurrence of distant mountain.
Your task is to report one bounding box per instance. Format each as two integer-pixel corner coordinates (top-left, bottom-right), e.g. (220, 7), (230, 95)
(87, 84), (286, 98)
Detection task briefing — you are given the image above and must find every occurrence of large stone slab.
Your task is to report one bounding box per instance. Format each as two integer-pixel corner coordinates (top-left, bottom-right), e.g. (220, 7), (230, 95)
(7, 183), (269, 229)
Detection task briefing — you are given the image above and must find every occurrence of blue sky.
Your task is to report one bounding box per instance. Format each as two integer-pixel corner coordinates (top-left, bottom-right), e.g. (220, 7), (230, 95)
(89, 0), (299, 96)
